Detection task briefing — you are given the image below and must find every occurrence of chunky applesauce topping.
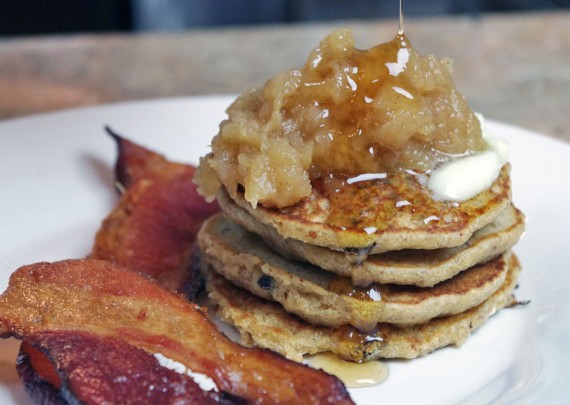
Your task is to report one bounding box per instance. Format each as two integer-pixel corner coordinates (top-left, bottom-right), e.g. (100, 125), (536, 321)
(195, 29), (485, 208)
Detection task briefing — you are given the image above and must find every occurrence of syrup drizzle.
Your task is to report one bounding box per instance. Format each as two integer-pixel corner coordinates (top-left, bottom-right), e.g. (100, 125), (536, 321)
(398, 0), (405, 35)
(316, 5), (402, 388)
(306, 352), (389, 388)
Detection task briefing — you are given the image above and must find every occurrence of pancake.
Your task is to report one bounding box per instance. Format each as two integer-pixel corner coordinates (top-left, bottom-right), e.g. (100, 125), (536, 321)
(219, 195), (525, 287)
(204, 254), (522, 362)
(219, 164), (512, 254)
(194, 28), (525, 369)
(199, 214), (511, 331)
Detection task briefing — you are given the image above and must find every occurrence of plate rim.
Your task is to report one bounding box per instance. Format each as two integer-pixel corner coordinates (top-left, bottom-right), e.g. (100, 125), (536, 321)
(0, 96), (568, 405)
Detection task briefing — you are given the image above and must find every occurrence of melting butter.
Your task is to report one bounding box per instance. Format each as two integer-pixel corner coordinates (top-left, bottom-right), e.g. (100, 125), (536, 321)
(305, 352), (389, 388)
(428, 114), (509, 202)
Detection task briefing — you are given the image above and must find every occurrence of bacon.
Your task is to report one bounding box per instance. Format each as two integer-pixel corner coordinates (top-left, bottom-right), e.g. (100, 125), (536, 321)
(0, 259), (353, 405)
(106, 127), (191, 190)
(17, 330), (243, 405)
(91, 130), (219, 295)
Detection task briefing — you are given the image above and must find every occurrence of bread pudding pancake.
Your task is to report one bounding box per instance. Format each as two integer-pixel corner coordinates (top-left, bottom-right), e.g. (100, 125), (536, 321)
(199, 214), (511, 331)
(215, 198), (524, 287)
(218, 164), (511, 254)
(204, 254), (521, 362)
(194, 27), (526, 368)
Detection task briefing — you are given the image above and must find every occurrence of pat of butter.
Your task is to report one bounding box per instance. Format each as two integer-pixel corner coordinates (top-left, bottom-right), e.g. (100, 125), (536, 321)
(428, 114), (509, 202)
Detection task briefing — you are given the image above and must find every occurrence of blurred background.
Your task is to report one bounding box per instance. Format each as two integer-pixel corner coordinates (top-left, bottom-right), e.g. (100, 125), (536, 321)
(0, 0), (569, 36)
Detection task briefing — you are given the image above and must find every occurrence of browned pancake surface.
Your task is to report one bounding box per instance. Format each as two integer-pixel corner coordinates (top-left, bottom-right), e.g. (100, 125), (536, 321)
(221, 165), (512, 252)
(199, 214), (511, 330)
(205, 254), (522, 362)
(220, 198), (524, 287)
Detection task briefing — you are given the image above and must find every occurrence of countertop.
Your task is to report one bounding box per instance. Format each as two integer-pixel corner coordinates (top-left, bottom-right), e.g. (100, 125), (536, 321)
(0, 11), (568, 142)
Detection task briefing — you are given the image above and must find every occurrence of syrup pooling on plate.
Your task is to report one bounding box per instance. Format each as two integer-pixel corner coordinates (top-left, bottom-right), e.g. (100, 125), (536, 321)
(195, 29), (485, 209)
(306, 352), (389, 388)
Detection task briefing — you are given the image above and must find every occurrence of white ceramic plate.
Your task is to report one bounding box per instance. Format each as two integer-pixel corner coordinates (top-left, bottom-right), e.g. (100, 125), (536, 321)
(0, 96), (568, 404)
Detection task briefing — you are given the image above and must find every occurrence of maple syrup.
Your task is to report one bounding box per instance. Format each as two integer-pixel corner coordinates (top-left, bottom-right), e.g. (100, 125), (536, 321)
(327, 276), (383, 302)
(196, 6), (485, 208)
(306, 352), (389, 388)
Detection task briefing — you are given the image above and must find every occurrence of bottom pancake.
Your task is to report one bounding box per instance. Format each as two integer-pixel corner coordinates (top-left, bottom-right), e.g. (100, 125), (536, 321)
(204, 254), (521, 363)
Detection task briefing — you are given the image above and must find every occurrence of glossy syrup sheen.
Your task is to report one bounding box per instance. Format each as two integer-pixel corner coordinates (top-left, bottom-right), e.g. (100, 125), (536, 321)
(305, 170), (462, 231)
(333, 324), (390, 360)
(306, 352), (389, 388)
(327, 276), (384, 302)
(287, 32), (484, 176)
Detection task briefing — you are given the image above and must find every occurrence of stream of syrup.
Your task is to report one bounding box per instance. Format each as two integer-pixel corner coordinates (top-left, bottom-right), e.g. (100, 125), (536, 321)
(399, 0), (405, 34)
(315, 1), (405, 389)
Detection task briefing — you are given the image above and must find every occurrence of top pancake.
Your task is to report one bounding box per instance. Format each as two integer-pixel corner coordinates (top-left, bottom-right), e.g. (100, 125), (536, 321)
(219, 164), (512, 253)
(218, 199), (524, 287)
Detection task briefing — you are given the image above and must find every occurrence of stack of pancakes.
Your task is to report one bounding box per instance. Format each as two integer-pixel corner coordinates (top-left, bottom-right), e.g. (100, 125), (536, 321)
(198, 164), (525, 363)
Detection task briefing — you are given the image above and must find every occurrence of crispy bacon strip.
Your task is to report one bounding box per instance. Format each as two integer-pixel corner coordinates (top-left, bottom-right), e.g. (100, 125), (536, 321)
(17, 330), (243, 405)
(106, 127), (191, 190)
(91, 130), (219, 295)
(0, 259), (353, 405)
(17, 342), (64, 405)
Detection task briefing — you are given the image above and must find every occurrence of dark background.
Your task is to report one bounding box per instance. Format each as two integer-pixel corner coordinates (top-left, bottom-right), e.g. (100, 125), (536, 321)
(0, 0), (569, 36)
